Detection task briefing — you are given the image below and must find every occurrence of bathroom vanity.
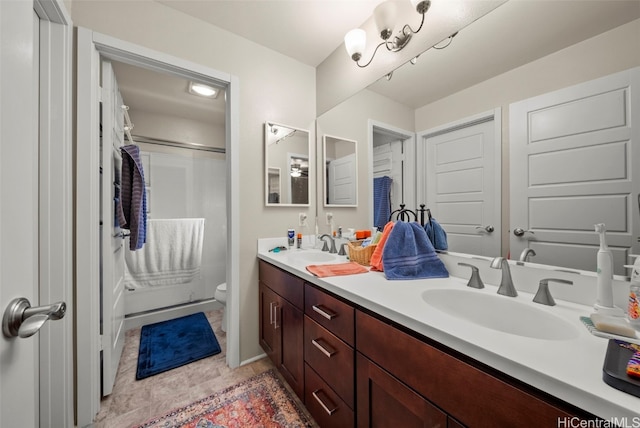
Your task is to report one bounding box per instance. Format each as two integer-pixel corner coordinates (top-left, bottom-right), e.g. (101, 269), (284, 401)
(258, 244), (640, 427)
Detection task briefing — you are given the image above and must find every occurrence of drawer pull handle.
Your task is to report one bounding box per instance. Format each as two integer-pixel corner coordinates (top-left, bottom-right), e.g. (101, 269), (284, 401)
(312, 304), (337, 320)
(311, 338), (336, 358)
(312, 389), (337, 415)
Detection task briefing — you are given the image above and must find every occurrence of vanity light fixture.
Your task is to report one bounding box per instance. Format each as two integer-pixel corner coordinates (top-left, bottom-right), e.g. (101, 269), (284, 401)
(188, 81), (219, 98)
(345, 0), (431, 68)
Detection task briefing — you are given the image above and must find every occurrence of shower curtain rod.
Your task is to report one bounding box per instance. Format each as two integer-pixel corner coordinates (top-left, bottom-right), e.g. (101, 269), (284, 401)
(129, 134), (226, 154)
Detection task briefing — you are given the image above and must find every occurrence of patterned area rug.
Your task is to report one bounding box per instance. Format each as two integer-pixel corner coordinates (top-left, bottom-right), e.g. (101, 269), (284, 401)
(134, 369), (315, 427)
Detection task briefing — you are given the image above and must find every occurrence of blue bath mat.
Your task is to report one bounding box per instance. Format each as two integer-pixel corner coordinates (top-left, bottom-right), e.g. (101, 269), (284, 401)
(136, 312), (221, 380)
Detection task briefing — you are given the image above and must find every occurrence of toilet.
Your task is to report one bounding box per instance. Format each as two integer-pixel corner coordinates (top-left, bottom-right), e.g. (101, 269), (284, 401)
(215, 283), (227, 332)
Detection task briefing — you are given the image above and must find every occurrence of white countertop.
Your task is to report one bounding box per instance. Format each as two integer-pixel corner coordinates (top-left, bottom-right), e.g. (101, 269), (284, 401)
(258, 241), (640, 421)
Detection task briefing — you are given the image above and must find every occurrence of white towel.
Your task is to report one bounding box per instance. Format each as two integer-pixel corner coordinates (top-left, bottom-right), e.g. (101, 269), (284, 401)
(124, 218), (205, 289)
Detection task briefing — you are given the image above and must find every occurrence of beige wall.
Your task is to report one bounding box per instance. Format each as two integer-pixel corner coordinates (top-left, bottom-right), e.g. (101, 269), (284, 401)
(415, 18), (640, 256)
(70, 0), (316, 363)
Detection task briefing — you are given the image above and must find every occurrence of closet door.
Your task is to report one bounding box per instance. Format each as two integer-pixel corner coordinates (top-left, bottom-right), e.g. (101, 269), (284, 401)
(100, 59), (126, 397)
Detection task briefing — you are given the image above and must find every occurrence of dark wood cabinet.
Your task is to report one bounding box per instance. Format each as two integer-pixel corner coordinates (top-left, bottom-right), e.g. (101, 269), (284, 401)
(356, 310), (589, 428)
(259, 260), (594, 428)
(356, 352), (447, 428)
(258, 261), (304, 400)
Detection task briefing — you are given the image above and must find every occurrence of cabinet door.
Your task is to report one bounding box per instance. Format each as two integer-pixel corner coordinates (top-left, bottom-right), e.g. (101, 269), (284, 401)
(356, 353), (447, 428)
(279, 298), (304, 400)
(259, 281), (281, 364)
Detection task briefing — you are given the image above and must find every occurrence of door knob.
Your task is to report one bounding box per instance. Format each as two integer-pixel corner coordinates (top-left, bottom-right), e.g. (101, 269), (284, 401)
(2, 297), (66, 338)
(475, 225), (495, 233)
(513, 228), (535, 237)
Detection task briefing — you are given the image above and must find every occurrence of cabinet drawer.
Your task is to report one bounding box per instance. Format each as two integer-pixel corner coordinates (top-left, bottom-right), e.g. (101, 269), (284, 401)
(304, 316), (354, 409)
(305, 363), (354, 428)
(305, 283), (354, 345)
(259, 260), (304, 309)
(356, 310), (573, 428)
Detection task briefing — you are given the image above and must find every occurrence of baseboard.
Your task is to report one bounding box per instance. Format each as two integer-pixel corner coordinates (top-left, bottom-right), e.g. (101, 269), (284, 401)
(124, 299), (222, 330)
(240, 352), (267, 366)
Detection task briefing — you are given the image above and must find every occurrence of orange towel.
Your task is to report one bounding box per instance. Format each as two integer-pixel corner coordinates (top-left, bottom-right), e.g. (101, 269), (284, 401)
(306, 262), (368, 278)
(370, 221), (394, 271)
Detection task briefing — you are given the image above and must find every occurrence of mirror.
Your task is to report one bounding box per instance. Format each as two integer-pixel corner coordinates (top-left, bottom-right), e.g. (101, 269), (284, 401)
(323, 135), (357, 207)
(265, 122), (310, 206)
(316, 2), (640, 274)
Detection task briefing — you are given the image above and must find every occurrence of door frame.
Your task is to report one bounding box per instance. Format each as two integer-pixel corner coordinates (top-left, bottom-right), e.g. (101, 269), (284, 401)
(34, 1), (74, 426)
(75, 28), (241, 426)
(416, 108), (502, 256)
(368, 120), (416, 227)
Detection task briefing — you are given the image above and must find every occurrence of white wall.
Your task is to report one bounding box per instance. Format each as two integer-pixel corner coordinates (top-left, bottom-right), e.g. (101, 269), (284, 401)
(414, 19), (640, 254)
(131, 109), (224, 149)
(70, 0), (316, 363)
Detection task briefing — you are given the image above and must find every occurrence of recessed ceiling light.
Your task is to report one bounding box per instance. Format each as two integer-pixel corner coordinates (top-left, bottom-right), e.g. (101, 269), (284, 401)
(188, 82), (218, 98)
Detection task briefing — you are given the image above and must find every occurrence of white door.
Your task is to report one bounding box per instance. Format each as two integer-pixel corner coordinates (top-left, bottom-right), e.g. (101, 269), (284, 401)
(0, 5), (40, 425)
(1, 2), (72, 427)
(328, 153), (357, 205)
(418, 112), (501, 257)
(372, 141), (404, 213)
(100, 60), (126, 396)
(510, 68), (640, 274)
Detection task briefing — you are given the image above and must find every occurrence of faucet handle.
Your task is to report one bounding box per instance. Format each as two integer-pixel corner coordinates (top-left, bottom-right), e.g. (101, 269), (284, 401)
(321, 240), (329, 252)
(533, 278), (573, 306)
(458, 263), (484, 289)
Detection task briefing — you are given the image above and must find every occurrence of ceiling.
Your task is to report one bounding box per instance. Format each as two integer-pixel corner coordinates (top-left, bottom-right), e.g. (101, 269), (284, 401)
(113, 0), (640, 127)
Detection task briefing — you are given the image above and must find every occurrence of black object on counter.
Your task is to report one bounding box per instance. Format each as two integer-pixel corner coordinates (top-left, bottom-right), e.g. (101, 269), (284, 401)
(602, 339), (640, 398)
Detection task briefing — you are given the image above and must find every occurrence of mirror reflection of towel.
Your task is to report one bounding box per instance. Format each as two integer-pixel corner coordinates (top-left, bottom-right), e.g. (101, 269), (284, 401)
(382, 222), (449, 280)
(424, 217), (448, 251)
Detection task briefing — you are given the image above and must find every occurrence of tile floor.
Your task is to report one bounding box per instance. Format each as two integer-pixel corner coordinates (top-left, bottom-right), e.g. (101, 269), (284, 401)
(94, 308), (316, 427)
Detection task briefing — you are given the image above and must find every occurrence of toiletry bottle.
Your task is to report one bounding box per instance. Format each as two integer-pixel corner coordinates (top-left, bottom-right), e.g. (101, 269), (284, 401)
(595, 223), (614, 309)
(628, 257), (640, 329)
(297, 233), (302, 249)
(288, 229), (295, 248)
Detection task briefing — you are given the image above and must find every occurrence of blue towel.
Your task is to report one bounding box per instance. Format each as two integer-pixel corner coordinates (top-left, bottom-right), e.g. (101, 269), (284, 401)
(382, 222), (449, 280)
(118, 144), (147, 250)
(373, 176), (392, 230)
(424, 217), (448, 251)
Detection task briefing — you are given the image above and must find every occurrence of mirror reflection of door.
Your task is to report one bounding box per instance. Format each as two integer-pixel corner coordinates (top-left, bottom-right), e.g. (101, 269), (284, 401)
(418, 110), (501, 258)
(324, 135), (357, 206)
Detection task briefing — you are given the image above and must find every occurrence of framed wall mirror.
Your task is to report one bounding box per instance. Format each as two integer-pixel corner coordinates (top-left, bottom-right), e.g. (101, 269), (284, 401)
(323, 135), (357, 207)
(265, 122), (310, 206)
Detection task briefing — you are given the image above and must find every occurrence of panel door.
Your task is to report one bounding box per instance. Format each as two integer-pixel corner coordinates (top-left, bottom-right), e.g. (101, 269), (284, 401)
(100, 60), (126, 396)
(510, 67), (640, 273)
(422, 118), (500, 257)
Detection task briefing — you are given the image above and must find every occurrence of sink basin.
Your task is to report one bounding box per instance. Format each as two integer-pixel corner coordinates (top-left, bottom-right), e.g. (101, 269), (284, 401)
(287, 250), (341, 264)
(422, 289), (579, 340)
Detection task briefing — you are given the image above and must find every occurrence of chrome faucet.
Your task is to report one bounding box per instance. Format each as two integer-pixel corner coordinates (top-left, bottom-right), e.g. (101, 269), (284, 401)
(319, 234), (337, 254)
(490, 257), (518, 297)
(519, 248), (536, 262)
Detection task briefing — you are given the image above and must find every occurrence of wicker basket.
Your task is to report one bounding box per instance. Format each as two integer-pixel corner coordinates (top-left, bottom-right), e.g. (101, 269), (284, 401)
(347, 240), (377, 266)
